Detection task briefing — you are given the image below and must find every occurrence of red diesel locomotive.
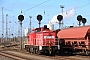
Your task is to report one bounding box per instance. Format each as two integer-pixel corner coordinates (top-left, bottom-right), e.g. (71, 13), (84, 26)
(25, 25), (59, 55)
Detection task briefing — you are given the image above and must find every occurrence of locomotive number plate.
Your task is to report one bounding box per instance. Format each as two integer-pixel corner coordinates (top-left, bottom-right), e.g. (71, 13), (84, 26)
(44, 36), (54, 38)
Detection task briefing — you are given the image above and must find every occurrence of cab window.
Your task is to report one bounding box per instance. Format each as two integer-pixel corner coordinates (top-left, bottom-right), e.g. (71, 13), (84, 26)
(36, 30), (40, 32)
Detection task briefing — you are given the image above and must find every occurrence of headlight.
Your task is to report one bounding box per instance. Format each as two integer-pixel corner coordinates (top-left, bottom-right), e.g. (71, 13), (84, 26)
(39, 46), (42, 50)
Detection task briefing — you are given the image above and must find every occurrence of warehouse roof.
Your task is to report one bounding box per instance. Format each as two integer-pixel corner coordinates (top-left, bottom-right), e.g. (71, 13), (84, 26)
(57, 26), (90, 39)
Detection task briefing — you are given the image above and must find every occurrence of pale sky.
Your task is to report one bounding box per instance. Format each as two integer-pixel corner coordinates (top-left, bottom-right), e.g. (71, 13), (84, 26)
(0, 0), (90, 37)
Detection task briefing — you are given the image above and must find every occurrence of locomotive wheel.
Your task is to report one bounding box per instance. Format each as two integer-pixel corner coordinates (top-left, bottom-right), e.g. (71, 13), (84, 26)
(34, 48), (36, 54)
(37, 50), (41, 55)
(28, 48), (30, 52)
(27, 48), (29, 52)
(29, 47), (32, 54)
(24, 46), (26, 50)
(29, 48), (32, 53)
(85, 51), (89, 55)
(31, 47), (33, 54)
(44, 50), (48, 55)
(35, 49), (38, 54)
(51, 48), (55, 56)
(33, 48), (36, 54)
(26, 47), (28, 51)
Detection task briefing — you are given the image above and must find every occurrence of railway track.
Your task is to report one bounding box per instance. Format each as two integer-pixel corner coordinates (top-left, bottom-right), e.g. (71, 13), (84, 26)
(37, 53), (90, 60)
(0, 51), (32, 60)
(0, 51), (54, 60)
(0, 49), (90, 60)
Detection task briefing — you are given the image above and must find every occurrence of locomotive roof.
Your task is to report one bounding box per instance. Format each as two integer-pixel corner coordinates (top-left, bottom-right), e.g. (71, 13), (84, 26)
(57, 25), (90, 39)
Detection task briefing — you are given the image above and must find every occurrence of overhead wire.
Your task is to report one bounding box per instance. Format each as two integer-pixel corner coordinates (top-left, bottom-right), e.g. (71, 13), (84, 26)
(24, 0), (49, 12)
(10, 0), (20, 13)
(4, 0), (20, 14)
(3, 0), (20, 20)
(72, 2), (90, 18)
(73, 3), (90, 10)
(75, 0), (89, 3)
(62, 2), (90, 14)
(5, 0), (50, 19)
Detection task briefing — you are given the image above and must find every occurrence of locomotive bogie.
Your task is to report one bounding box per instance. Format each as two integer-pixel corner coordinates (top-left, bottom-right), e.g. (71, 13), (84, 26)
(25, 45), (58, 55)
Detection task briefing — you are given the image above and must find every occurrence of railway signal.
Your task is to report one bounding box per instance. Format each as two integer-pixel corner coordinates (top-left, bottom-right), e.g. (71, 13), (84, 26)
(82, 18), (87, 26)
(18, 14), (24, 50)
(77, 15), (82, 26)
(18, 15), (24, 21)
(37, 15), (42, 28)
(57, 15), (63, 29)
